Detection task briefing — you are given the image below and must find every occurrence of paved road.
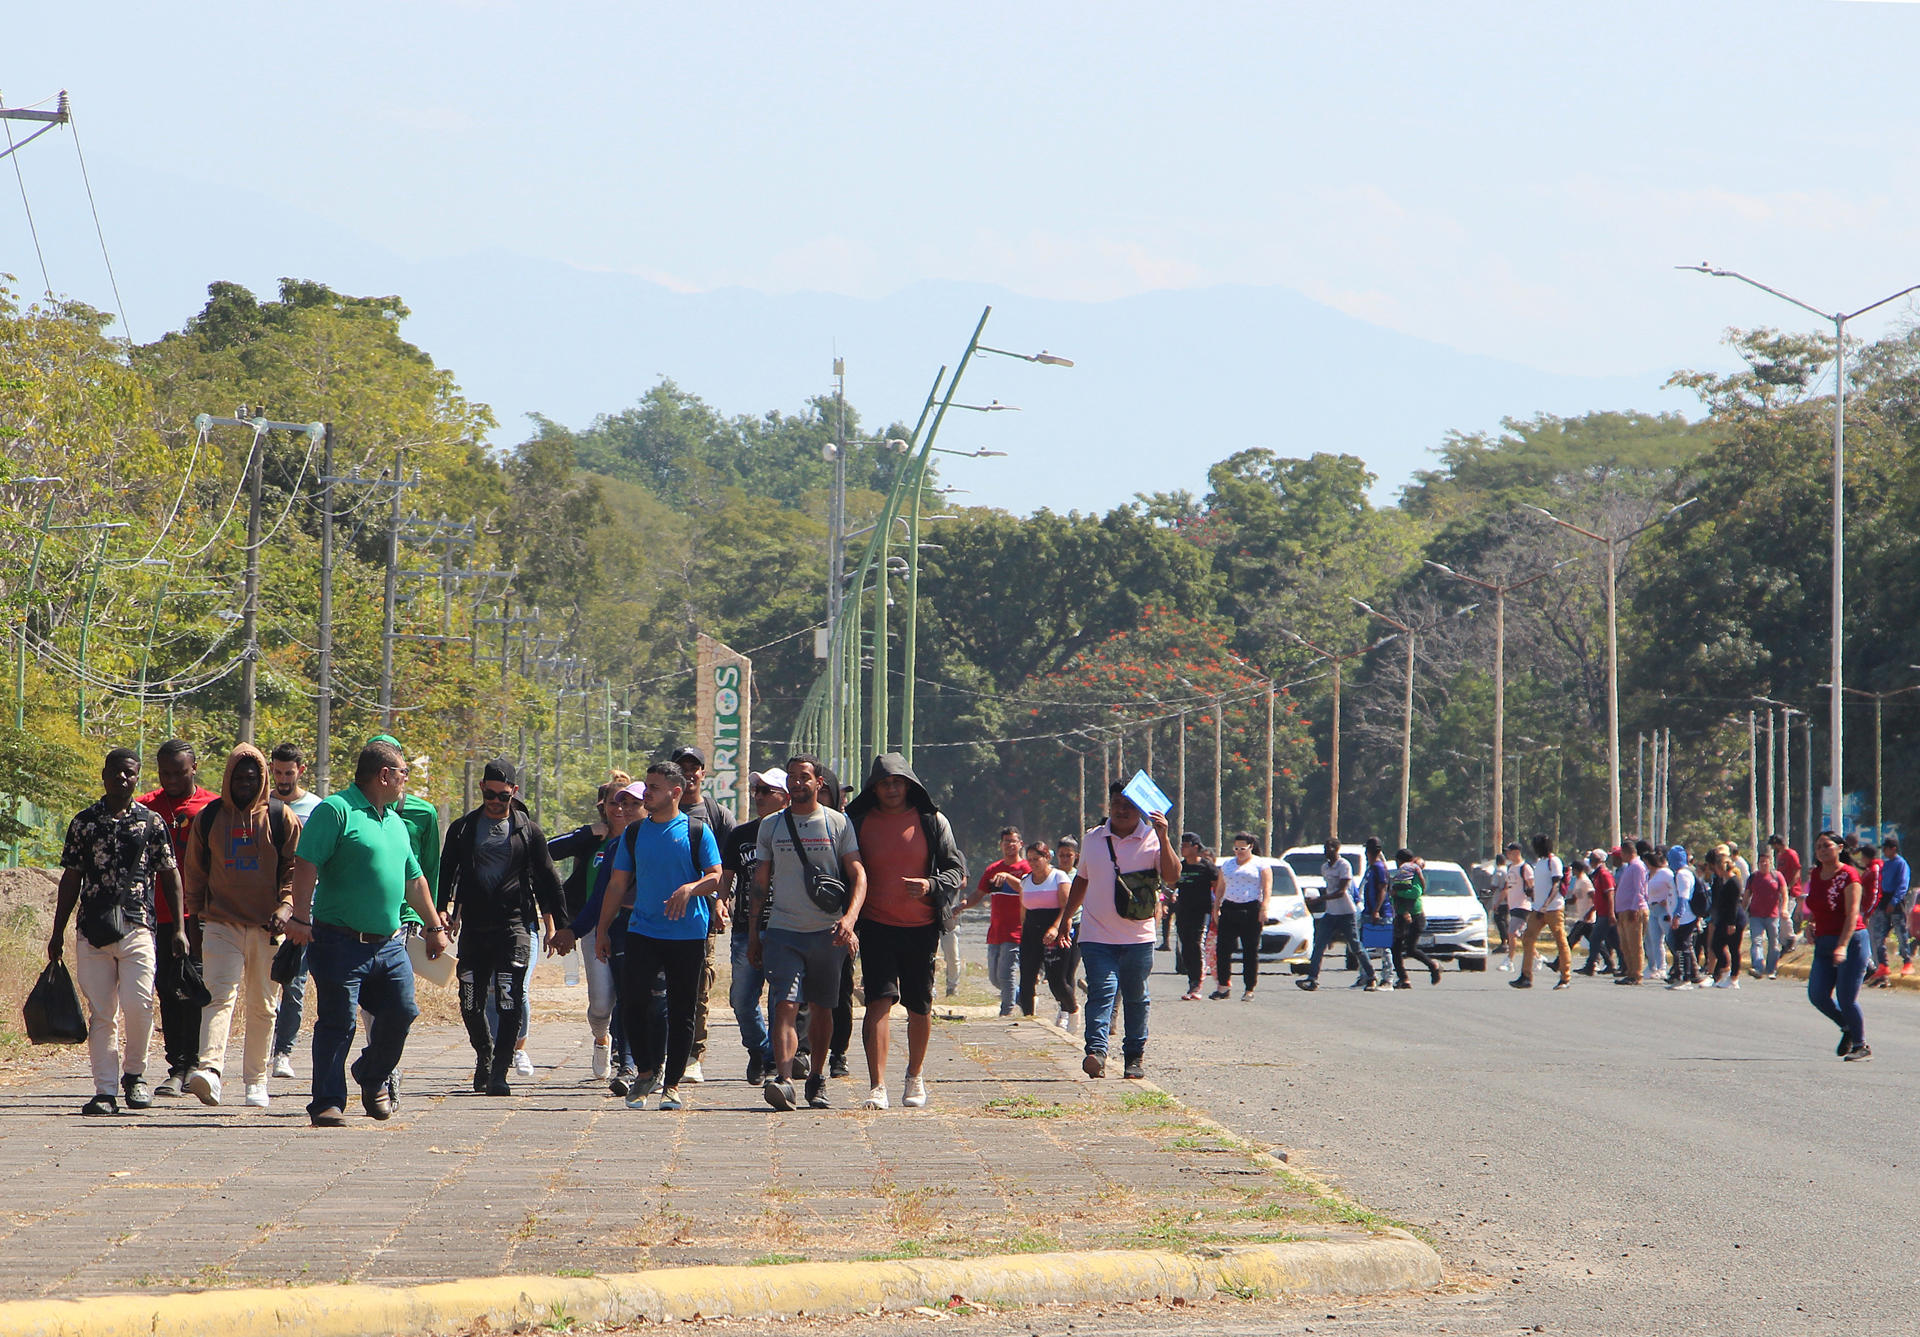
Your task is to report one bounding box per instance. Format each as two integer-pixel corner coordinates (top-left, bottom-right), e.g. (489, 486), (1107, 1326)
(1136, 953), (1915, 1336)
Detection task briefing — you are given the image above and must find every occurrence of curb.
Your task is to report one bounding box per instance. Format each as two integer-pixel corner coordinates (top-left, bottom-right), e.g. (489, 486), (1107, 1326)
(1770, 946), (1920, 991)
(0, 1238), (1444, 1337)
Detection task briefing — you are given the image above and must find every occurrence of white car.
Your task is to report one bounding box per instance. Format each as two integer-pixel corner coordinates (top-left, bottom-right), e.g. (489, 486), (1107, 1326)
(1414, 860), (1490, 970)
(1257, 859), (1313, 965)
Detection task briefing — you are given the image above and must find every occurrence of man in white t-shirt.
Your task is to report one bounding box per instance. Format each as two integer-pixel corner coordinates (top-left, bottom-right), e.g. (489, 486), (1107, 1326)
(1512, 836), (1569, 990)
(1644, 855), (1674, 980)
(1300, 841), (1374, 991)
(268, 742), (324, 1079)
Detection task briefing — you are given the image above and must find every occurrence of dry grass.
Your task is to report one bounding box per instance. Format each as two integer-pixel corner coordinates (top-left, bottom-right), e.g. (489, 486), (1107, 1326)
(0, 898), (51, 1059)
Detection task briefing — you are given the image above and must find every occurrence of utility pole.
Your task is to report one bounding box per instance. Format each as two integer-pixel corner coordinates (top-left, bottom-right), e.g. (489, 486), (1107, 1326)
(827, 358), (847, 775)
(1748, 711), (1759, 863)
(1637, 732), (1646, 840)
(317, 425), (334, 793)
(1264, 683), (1276, 856)
(1213, 700), (1224, 853)
(1176, 710), (1187, 847)
(1766, 710), (1777, 839)
(1803, 713), (1815, 858)
(380, 450), (404, 728)
(237, 427), (265, 743)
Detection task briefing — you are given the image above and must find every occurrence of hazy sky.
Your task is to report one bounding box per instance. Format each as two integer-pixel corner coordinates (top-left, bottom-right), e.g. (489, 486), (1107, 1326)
(7, 2), (1920, 438)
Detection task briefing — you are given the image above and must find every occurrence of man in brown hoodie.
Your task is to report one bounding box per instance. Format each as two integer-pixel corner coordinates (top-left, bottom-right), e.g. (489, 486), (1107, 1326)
(183, 743), (303, 1108)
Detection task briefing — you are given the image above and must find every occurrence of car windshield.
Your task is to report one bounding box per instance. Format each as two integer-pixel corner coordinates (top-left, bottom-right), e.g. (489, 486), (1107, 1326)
(1421, 867), (1477, 898)
(1284, 852), (1356, 879)
(1267, 862), (1300, 896)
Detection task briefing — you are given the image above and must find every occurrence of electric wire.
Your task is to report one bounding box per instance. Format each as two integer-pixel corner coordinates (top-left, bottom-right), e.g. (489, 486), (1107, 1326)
(2, 103), (51, 297)
(65, 104), (131, 342)
(157, 425), (264, 564)
(111, 425), (208, 568)
(234, 422), (324, 552)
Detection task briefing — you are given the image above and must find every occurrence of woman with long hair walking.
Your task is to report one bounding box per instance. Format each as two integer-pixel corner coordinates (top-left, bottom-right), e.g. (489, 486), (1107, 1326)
(1210, 833), (1271, 1000)
(1805, 830), (1872, 1061)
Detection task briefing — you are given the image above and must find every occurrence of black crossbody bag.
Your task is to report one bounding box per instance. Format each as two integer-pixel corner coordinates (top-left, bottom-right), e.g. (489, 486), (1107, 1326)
(782, 807), (850, 916)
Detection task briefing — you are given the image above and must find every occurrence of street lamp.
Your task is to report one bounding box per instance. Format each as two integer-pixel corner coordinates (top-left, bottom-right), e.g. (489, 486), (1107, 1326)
(977, 344), (1075, 367)
(1423, 555), (1583, 860)
(1279, 628), (1400, 842)
(1524, 498), (1697, 849)
(1351, 598), (1478, 850)
(1680, 264), (1920, 839)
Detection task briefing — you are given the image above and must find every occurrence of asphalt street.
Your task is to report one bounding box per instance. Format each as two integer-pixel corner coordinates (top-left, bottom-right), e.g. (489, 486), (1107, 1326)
(1139, 950), (1916, 1336)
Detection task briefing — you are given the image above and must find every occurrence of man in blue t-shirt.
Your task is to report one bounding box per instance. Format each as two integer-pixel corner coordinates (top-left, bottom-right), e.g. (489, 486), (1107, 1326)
(594, 762), (720, 1110)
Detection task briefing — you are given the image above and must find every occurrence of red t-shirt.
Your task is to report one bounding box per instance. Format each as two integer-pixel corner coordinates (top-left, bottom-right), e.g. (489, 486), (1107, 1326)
(1591, 867), (1614, 919)
(856, 807), (935, 928)
(1745, 870), (1787, 920)
(978, 857), (1030, 944)
(1774, 846), (1803, 892)
(137, 785), (218, 923)
(1862, 859), (1883, 917)
(1804, 864), (1863, 939)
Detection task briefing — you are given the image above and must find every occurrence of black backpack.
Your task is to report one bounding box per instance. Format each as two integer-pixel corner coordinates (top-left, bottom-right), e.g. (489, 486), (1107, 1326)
(622, 814), (708, 883)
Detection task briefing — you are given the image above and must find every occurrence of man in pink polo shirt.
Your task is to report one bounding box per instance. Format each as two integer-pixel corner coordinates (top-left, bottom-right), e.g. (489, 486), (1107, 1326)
(1046, 782), (1179, 1081)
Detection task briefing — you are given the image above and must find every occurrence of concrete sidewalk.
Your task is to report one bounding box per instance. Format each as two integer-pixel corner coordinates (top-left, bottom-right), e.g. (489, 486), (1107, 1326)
(0, 993), (1377, 1302)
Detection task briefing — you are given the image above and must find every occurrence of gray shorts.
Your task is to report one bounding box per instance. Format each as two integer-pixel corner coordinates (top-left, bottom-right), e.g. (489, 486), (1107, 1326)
(762, 927), (848, 1010)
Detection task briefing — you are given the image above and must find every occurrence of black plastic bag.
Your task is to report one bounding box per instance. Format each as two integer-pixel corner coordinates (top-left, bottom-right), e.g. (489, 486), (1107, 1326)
(23, 962), (88, 1045)
(158, 951), (212, 1010)
(269, 938), (304, 986)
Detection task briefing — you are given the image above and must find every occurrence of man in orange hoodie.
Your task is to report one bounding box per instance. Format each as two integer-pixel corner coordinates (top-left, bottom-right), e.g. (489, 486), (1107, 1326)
(183, 744), (303, 1108)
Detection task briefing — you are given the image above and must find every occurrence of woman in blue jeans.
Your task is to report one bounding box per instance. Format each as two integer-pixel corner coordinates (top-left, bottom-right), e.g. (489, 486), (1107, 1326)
(1046, 783), (1180, 1081)
(1804, 831), (1871, 1061)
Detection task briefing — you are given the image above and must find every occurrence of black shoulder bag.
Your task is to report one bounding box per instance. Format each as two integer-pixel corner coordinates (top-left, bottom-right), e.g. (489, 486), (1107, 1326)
(1106, 831), (1161, 921)
(782, 807), (850, 916)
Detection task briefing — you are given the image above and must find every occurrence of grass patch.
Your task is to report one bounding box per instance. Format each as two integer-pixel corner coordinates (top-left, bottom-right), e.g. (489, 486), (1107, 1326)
(991, 1228), (1062, 1254)
(1269, 1164), (1408, 1234)
(1121, 1089), (1175, 1112)
(1217, 1279), (1266, 1300)
(554, 1266), (595, 1278)
(539, 1300), (579, 1332)
(0, 901), (46, 1061)
(857, 1239), (936, 1262)
(982, 1094), (1072, 1119)
(745, 1253), (808, 1267)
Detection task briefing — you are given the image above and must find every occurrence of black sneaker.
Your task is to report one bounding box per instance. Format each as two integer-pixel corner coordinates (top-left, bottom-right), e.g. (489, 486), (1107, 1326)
(1845, 1043), (1873, 1062)
(1122, 1057), (1145, 1080)
(764, 1079), (796, 1111)
(1509, 976), (1533, 989)
(81, 1092), (118, 1116)
(473, 1056), (491, 1094)
(1082, 1052), (1106, 1079)
(610, 1065), (635, 1098)
(1838, 1032), (1856, 1057)
(153, 1069), (186, 1099)
(791, 1051), (812, 1081)
(121, 1074), (152, 1110)
(805, 1075), (829, 1108)
(486, 1077), (512, 1096)
(828, 1054), (850, 1080)
(746, 1056), (766, 1086)
(1295, 979), (1318, 992)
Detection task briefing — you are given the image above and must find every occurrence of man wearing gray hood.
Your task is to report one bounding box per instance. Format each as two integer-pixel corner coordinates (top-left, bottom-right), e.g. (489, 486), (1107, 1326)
(844, 753), (967, 1110)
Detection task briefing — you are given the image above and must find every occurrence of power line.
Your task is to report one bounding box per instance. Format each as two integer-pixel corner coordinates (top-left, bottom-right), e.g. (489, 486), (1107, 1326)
(65, 103), (130, 342)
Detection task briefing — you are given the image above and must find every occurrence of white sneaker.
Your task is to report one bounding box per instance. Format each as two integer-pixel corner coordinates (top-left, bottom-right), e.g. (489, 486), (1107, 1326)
(186, 1068), (222, 1106)
(513, 1049), (535, 1077)
(1731, 978), (1741, 989)
(903, 1074), (929, 1108)
(271, 1054), (295, 1080)
(1499, 960), (1513, 972)
(683, 1061), (705, 1085)
(591, 1043), (611, 1080)
(244, 1083), (269, 1108)
(1054, 1010), (1070, 1030)
(862, 1085), (890, 1110)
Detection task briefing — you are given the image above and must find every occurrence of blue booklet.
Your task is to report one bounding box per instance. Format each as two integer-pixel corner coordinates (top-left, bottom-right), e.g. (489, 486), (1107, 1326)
(1121, 769), (1172, 817)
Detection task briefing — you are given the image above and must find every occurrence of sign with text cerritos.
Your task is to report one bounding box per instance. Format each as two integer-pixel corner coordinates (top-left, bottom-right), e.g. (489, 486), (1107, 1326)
(696, 633), (753, 821)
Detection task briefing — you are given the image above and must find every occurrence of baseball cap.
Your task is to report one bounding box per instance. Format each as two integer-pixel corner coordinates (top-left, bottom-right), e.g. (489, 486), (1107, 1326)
(750, 767), (788, 793)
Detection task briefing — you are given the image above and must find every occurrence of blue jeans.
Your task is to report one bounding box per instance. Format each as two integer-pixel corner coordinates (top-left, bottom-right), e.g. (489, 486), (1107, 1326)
(1748, 914), (1784, 976)
(274, 945), (307, 1057)
(1307, 913), (1373, 985)
(1808, 930), (1870, 1044)
(986, 941), (1019, 1015)
(1867, 903), (1911, 969)
(730, 930), (772, 1066)
(1645, 904), (1670, 975)
(307, 928), (418, 1119)
(1080, 940), (1151, 1061)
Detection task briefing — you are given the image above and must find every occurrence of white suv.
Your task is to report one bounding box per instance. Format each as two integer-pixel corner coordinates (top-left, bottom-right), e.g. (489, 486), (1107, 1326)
(1257, 859), (1313, 965)
(1413, 860), (1489, 970)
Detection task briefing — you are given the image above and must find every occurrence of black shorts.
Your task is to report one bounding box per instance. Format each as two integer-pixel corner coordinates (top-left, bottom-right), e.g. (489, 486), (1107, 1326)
(857, 918), (940, 1015)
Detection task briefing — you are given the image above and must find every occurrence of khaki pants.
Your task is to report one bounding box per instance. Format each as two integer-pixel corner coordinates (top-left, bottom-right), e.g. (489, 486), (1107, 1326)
(197, 921), (280, 1087)
(1613, 908), (1648, 982)
(690, 930), (717, 1064)
(1521, 909), (1571, 983)
(75, 928), (156, 1095)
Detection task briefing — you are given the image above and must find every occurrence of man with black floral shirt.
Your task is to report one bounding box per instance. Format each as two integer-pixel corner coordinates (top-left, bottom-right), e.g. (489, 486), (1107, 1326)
(48, 748), (189, 1116)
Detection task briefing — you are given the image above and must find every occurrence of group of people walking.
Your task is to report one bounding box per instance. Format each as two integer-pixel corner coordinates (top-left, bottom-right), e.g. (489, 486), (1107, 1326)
(48, 728), (1907, 1122)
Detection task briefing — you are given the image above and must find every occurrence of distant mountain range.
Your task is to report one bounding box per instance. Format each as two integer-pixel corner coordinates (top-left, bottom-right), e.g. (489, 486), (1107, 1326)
(28, 160), (1689, 514)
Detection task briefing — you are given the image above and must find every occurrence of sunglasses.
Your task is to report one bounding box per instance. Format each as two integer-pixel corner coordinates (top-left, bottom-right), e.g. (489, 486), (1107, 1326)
(482, 788), (513, 801)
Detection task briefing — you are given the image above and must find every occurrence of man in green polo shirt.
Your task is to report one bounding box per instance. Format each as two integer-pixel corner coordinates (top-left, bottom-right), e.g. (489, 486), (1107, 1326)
(279, 739), (450, 1128)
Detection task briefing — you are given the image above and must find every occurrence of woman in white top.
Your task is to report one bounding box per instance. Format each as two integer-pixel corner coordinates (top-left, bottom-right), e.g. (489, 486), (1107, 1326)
(1015, 841), (1079, 1028)
(1210, 833), (1272, 1000)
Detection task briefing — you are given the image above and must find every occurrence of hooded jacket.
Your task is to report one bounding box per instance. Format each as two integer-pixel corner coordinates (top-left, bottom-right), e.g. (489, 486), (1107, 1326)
(183, 743), (303, 927)
(845, 752), (969, 932)
(437, 797), (566, 931)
